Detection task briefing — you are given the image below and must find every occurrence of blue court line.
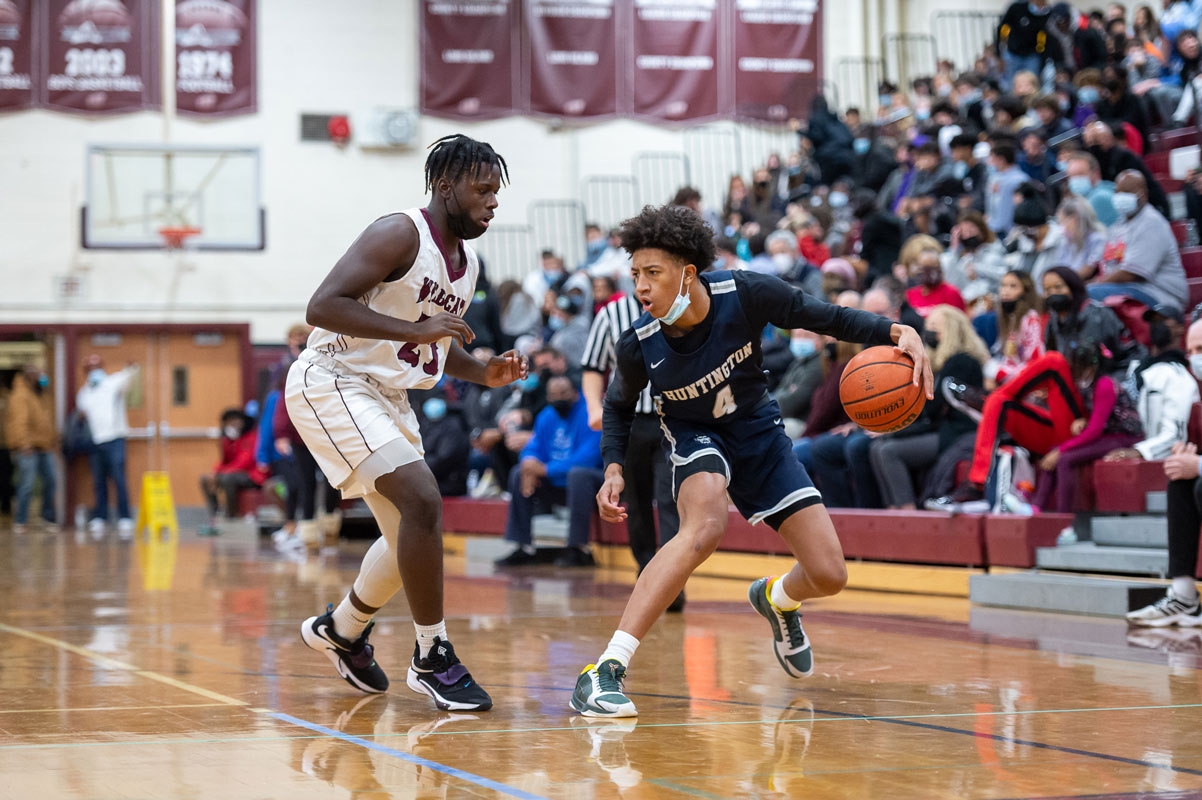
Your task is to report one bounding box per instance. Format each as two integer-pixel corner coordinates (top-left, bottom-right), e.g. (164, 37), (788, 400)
(645, 778), (732, 799)
(268, 712), (549, 800)
(494, 683), (1202, 778)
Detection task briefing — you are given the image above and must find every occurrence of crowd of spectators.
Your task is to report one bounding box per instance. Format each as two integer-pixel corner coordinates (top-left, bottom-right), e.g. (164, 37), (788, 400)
(442, 0), (1202, 559)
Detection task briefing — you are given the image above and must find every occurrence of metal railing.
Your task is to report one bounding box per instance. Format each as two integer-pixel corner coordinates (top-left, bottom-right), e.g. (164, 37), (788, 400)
(580, 175), (640, 232)
(883, 33), (937, 88)
(529, 200), (587, 271)
(683, 125), (742, 218)
(835, 57), (885, 114)
(472, 223), (537, 284)
(634, 152), (691, 210)
(931, 11), (1000, 72)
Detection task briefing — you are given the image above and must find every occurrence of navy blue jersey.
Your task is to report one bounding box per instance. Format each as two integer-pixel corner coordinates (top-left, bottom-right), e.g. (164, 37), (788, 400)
(601, 270), (896, 468)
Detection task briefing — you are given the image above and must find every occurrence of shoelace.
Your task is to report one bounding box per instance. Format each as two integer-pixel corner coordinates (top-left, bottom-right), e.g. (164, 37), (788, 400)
(780, 609), (806, 649)
(1155, 595), (1193, 614)
(422, 640), (462, 671)
(598, 662), (626, 693)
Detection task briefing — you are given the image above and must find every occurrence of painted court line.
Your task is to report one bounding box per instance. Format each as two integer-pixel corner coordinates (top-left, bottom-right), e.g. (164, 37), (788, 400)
(269, 712), (549, 800)
(0, 703), (229, 715)
(0, 621), (248, 707)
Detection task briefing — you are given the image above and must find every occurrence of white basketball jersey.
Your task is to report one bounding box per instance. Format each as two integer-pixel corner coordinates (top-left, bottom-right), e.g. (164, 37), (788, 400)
(305, 208), (479, 392)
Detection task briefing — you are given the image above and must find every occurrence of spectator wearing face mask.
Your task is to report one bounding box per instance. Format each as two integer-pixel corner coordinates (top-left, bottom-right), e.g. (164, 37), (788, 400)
(1126, 316), (1202, 627)
(1047, 195), (1107, 281)
(1064, 151), (1118, 227)
(998, 0), (1054, 88)
(796, 217), (830, 266)
(1104, 308), (1200, 465)
(802, 94), (855, 186)
(1086, 170), (1187, 316)
(943, 210), (1008, 304)
(985, 270), (1046, 386)
(1031, 94), (1076, 138)
(417, 390), (472, 497)
(906, 245), (967, 316)
(1017, 130), (1059, 185)
(850, 128), (898, 193)
(1004, 186), (1060, 283)
(199, 409), (267, 534)
(547, 292), (592, 367)
(75, 355), (139, 536)
(765, 229), (823, 297)
(949, 134), (990, 213)
(1084, 121), (1169, 215)
(495, 376), (603, 567)
(1042, 266), (1140, 371)
(523, 250), (567, 310)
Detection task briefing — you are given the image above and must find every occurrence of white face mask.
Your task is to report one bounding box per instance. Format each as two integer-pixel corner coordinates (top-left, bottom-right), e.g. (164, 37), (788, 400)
(771, 253), (794, 272)
(87, 368), (106, 386)
(657, 269), (692, 325)
(223, 425), (241, 440)
(1190, 354), (1202, 381)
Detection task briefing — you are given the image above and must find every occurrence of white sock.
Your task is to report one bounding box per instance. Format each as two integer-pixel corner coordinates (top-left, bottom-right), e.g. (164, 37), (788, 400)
(769, 576), (801, 612)
(415, 620), (448, 660)
(331, 596), (372, 641)
(1172, 576), (1199, 600)
(598, 630), (640, 667)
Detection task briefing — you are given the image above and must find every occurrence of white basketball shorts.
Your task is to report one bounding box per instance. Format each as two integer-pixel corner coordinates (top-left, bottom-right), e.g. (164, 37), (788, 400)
(284, 352), (424, 498)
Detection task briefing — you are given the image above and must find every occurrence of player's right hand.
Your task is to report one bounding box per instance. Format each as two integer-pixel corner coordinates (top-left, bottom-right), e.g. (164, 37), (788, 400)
(409, 313), (475, 347)
(597, 475), (627, 522)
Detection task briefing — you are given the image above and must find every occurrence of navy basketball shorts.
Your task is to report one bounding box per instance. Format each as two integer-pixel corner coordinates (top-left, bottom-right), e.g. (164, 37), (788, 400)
(658, 396), (823, 530)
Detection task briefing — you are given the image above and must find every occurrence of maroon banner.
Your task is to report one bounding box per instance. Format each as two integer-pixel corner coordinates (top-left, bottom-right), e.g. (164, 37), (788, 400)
(630, 0), (721, 122)
(41, 0), (159, 113)
(732, 0), (821, 122)
(175, 0), (255, 117)
(526, 0), (618, 118)
(420, 0), (518, 120)
(0, 0), (34, 110)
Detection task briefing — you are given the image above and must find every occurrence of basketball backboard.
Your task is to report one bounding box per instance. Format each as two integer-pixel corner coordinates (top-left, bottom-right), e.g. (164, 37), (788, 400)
(83, 145), (264, 250)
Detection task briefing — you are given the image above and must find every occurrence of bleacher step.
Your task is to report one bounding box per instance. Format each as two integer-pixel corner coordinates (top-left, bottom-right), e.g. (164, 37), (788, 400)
(1035, 543), (1168, 576)
(1090, 515), (1168, 549)
(1146, 492), (1167, 513)
(970, 572), (1166, 617)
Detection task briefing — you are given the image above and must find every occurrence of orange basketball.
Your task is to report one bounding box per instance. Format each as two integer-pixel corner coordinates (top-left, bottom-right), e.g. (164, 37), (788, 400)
(838, 346), (926, 433)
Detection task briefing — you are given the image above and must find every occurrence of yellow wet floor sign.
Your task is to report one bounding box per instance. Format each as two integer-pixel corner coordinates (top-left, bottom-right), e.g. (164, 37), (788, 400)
(135, 472), (179, 591)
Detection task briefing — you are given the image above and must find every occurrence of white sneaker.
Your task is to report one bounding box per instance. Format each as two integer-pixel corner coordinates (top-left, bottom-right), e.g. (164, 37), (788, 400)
(117, 518), (135, 539)
(1127, 589), (1202, 627)
(88, 518), (106, 538)
(1056, 526), (1078, 545)
(270, 527), (292, 544)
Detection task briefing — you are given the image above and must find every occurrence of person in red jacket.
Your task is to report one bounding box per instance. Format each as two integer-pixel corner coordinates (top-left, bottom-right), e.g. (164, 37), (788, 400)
(199, 408), (266, 533)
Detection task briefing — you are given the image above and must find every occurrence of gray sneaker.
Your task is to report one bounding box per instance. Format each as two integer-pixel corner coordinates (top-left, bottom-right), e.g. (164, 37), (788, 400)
(1127, 590), (1202, 627)
(570, 659), (637, 718)
(748, 577), (813, 677)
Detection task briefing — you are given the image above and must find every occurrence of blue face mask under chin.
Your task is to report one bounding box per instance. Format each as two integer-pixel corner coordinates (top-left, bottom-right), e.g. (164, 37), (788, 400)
(422, 398), (447, 421)
(789, 339), (817, 358)
(657, 270), (692, 325)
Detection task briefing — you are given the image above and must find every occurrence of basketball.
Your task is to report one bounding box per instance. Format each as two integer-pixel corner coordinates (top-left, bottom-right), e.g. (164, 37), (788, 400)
(838, 346), (926, 433)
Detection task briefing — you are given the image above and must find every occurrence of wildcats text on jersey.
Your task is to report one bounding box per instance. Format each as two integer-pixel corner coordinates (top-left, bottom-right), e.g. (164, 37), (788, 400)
(659, 342), (754, 402)
(417, 276), (468, 316)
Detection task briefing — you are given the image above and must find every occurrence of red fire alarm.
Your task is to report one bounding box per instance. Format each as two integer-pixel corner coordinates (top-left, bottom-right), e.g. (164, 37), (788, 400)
(328, 115), (351, 147)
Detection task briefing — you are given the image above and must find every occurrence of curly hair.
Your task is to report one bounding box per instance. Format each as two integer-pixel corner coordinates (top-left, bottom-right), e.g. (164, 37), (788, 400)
(617, 204), (716, 271)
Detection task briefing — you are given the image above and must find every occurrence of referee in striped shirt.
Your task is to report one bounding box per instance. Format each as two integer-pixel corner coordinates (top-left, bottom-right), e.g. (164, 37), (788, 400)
(581, 294), (682, 606)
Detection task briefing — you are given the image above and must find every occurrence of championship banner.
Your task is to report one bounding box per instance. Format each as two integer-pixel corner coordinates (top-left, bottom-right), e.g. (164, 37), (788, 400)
(629, 0), (721, 123)
(0, 0), (35, 111)
(526, 0), (618, 119)
(420, 0), (519, 120)
(41, 0), (159, 113)
(175, 0), (255, 117)
(732, 0), (821, 122)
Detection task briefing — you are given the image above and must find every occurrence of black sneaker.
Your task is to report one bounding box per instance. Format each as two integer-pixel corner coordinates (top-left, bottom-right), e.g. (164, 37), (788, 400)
(301, 605), (389, 693)
(406, 637), (493, 711)
(555, 547), (596, 567)
(494, 547), (538, 567)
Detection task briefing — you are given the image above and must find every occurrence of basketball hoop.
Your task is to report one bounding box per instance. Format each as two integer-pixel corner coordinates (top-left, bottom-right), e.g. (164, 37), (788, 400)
(158, 226), (203, 250)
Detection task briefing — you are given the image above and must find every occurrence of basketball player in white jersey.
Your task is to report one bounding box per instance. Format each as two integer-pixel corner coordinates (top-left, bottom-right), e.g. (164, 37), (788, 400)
(286, 135), (525, 711)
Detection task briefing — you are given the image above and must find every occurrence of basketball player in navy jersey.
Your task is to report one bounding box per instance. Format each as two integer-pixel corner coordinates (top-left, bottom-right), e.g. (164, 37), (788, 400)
(287, 135), (527, 711)
(570, 205), (932, 717)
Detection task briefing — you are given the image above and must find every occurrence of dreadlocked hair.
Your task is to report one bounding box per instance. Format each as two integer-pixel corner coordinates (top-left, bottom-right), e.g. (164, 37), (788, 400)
(617, 204), (716, 272)
(424, 134), (509, 193)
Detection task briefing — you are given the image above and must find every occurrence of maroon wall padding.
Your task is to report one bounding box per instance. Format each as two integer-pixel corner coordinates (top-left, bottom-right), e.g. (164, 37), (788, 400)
(442, 498), (509, 536)
(826, 510), (987, 565)
(983, 513), (1074, 567)
(1149, 128), (1202, 152)
(1093, 459), (1167, 513)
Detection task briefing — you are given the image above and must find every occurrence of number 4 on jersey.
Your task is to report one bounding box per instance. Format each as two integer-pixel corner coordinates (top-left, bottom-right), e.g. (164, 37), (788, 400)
(712, 385), (737, 418)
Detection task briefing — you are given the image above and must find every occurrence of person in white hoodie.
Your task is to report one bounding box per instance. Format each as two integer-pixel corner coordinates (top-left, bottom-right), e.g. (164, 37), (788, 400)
(1127, 314), (1202, 627)
(75, 355), (140, 536)
(1104, 308), (1200, 464)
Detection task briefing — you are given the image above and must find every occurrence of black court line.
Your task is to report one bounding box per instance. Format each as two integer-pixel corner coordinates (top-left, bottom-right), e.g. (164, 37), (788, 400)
(492, 683), (1202, 779)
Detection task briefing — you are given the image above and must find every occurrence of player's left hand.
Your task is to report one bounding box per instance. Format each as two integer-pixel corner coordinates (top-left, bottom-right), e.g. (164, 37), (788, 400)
(485, 350), (528, 387)
(892, 324), (934, 400)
